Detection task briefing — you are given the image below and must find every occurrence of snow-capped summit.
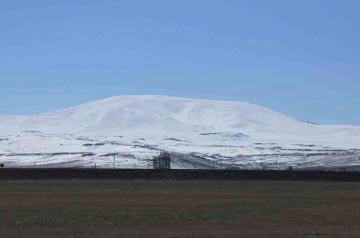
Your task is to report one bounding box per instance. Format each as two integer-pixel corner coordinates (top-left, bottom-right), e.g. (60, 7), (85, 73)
(1, 95), (359, 138)
(0, 95), (327, 134)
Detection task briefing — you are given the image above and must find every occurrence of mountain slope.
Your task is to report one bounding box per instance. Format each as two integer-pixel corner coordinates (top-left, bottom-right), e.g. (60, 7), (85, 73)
(0, 95), (359, 169)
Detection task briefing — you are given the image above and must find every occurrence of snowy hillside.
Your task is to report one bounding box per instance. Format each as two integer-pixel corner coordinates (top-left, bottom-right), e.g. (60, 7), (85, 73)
(0, 95), (359, 169)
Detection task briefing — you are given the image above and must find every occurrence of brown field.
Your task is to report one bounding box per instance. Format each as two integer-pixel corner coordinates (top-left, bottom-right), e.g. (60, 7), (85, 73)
(0, 180), (359, 238)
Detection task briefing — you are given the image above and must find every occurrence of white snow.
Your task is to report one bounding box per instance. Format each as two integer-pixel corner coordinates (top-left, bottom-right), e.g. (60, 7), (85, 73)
(0, 95), (359, 169)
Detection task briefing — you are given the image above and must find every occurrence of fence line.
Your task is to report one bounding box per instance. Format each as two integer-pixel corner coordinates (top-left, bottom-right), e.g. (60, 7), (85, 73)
(0, 164), (358, 172)
(0, 168), (360, 182)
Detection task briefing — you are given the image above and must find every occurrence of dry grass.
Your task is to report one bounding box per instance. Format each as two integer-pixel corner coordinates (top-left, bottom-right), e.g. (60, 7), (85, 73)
(0, 180), (359, 237)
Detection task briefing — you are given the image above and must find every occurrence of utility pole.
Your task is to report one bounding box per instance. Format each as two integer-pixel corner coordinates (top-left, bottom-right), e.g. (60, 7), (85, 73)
(113, 154), (116, 169)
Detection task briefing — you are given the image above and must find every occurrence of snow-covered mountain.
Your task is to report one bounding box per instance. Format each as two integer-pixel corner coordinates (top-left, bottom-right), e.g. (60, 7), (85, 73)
(1, 95), (359, 170)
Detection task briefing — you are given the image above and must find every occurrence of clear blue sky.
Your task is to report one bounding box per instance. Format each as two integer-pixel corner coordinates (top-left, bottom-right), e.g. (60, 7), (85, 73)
(1, 0), (359, 125)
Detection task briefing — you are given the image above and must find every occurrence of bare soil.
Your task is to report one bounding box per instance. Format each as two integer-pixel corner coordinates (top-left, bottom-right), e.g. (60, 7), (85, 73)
(0, 180), (359, 237)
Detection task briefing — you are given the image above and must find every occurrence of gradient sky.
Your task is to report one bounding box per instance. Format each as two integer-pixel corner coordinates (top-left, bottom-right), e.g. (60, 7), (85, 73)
(1, 0), (359, 125)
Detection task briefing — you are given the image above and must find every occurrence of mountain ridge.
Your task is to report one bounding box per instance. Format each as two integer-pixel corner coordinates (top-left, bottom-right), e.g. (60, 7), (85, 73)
(0, 95), (359, 141)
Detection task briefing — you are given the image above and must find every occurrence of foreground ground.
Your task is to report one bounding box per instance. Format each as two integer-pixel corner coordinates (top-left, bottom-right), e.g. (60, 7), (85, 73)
(0, 180), (359, 238)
